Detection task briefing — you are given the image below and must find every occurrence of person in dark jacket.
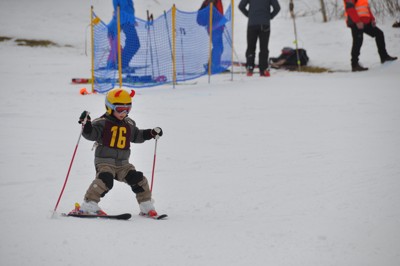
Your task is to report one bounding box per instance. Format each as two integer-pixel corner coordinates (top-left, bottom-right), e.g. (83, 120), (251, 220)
(344, 0), (397, 72)
(239, 0), (281, 76)
(75, 88), (163, 217)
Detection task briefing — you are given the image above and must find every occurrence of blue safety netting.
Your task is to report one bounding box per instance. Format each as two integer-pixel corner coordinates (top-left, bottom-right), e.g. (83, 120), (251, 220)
(92, 5), (233, 93)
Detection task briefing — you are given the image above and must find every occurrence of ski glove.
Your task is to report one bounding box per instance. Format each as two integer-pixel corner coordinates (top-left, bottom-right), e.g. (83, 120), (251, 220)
(78, 111), (91, 124)
(151, 127), (163, 139)
(79, 111), (92, 134)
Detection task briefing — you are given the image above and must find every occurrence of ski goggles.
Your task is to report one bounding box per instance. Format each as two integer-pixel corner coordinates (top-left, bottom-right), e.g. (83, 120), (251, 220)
(106, 100), (132, 114)
(113, 104), (131, 114)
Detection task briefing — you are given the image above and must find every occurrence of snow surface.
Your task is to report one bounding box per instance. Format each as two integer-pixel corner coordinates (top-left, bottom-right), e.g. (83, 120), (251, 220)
(0, 0), (400, 265)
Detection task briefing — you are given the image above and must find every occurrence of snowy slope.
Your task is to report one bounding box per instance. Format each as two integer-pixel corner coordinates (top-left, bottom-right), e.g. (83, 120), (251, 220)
(0, 0), (400, 266)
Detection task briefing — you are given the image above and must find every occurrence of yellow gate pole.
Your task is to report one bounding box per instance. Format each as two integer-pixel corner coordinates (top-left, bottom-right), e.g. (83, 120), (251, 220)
(90, 6), (95, 93)
(208, 3), (213, 84)
(117, 5), (122, 88)
(231, 0), (235, 81)
(172, 5), (177, 88)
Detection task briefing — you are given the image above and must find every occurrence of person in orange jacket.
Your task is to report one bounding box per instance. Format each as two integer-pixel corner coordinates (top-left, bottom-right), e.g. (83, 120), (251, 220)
(344, 0), (397, 72)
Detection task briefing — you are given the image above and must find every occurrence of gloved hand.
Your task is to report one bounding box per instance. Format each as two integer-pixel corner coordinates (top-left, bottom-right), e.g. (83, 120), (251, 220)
(78, 111), (91, 124)
(151, 127), (163, 139)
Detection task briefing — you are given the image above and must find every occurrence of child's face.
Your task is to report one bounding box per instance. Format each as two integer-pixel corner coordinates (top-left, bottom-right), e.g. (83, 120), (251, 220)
(113, 110), (128, 120)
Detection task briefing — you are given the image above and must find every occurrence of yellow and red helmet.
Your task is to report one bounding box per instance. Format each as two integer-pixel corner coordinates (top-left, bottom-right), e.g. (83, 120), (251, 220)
(105, 88), (135, 115)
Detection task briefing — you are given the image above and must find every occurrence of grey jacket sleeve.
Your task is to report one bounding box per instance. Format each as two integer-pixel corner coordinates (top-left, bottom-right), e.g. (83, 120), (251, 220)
(126, 117), (152, 143)
(82, 117), (105, 142)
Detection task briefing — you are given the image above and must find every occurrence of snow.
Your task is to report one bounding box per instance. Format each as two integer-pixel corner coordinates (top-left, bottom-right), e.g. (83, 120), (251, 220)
(0, 0), (400, 265)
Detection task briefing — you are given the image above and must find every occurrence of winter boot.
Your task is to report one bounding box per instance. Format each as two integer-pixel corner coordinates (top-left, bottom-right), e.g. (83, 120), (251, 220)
(139, 200), (157, 217)
(260, 69), (271, 77)
(352, 63), (368, 72)
(246, 66), (254, 77)
(381, 55), (398, 64)
(80, 200), (107, 215)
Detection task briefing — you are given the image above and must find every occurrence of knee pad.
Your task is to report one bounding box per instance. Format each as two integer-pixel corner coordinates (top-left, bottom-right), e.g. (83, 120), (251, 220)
(125, 170), (143, 186)
(125, 170), (145, 193)
(98, 172), (114, 190)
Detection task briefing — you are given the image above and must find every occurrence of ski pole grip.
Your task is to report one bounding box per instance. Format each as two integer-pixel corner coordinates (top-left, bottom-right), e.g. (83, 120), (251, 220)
(82, 111), (90, 126)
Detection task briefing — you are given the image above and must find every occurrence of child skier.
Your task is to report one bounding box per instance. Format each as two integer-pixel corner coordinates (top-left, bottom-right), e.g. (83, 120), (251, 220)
(75, 88), (163, 217)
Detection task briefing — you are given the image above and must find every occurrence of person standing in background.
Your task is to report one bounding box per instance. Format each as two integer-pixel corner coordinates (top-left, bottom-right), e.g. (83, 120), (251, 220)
(197, 0), (226, 73)
(344, 0), (397, 72)
(107, 0), (140, 70)
(239, 0), (281, 77)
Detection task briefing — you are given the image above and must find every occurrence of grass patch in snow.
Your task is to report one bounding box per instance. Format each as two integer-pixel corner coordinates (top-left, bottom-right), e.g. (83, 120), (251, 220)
(0, 36), (12, 42)
(15, 38), (59, 47)
(285, 65), (331, 73)
(0, 36), (72, 47)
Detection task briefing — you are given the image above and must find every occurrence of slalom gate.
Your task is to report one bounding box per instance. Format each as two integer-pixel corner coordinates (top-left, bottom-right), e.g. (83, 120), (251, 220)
(89, 3), (236, 93)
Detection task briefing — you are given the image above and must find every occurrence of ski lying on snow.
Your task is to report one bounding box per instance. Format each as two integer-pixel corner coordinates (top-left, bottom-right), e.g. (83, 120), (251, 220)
(62, 213), (132, 220)
(72, 78), (92, 84)
(140, 213), (168, 220)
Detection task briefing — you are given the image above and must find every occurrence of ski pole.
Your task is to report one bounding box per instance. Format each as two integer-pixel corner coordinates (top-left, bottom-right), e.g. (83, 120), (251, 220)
(146, 10), (155, 78)
(179, 27), (186, 81)
(224, 30), (246, 74)
(145, 10), (151, 76)
(290, 0), (301, 71)
(52, 113), (89, 215)
(150, 14), (161, 77)
(163, 11), (174, 65)
(150, 138), (158, 192)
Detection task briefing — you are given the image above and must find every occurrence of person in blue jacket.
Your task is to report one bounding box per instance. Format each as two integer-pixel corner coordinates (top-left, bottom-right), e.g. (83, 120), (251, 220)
(107, 0), (140, 70)
(197, 0), (226, 74)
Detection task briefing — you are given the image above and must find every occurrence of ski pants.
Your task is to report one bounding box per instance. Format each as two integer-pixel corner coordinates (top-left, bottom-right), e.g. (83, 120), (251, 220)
(121, 23), (140, 68)
(84, 163), (151, 204)
(350, 23), (388, 66)
(107, 23), (140, 69)
(245, 24), (271, 72)
(211, 28), (224, 67)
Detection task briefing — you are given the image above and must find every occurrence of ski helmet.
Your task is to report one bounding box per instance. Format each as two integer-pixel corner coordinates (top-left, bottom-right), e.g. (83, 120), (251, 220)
(105, 88), (136, 115)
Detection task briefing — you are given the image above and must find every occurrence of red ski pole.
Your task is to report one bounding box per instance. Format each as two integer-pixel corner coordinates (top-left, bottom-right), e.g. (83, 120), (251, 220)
(52, 113), (89, 216)
(150, 138), (158, 192)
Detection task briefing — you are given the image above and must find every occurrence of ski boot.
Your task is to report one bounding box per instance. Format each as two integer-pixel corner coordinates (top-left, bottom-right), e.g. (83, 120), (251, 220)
(139, 200), (158, 217)
(78, 201), (107, 216)
(260, 69), (271, 77)
(246, 66), (254, 77)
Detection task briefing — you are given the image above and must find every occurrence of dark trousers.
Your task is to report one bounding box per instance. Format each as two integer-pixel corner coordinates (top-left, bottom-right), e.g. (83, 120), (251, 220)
(350, 23), (388, 66)
(246, 24), (271, 72)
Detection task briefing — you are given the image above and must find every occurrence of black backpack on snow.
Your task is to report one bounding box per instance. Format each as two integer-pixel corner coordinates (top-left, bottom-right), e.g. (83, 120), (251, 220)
(270, 47), (309, 69)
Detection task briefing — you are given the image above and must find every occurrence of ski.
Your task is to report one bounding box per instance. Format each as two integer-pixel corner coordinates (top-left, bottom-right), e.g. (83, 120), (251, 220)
(140, 213), (168, 220)
(62, 212), (132, 220)
(72, 78), (92, 84)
